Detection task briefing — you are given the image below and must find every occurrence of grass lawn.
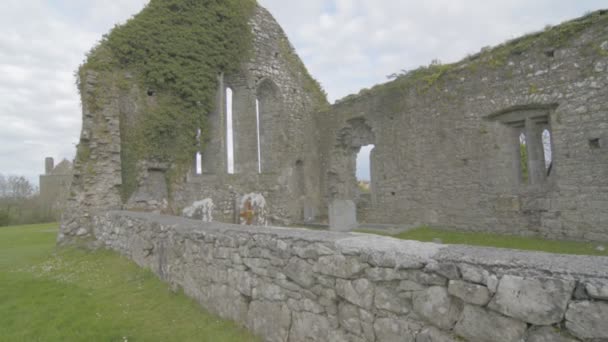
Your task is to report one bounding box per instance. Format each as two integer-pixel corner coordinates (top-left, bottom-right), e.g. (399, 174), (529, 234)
(357, 226), (608, 257)
(0, 223), (259, 342)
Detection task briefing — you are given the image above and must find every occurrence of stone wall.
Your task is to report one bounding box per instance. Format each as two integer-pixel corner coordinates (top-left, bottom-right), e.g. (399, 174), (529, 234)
(94, 211), (608, 342)
(60, 4), (327, 244)
(318, 12), (608, 241)
(172, 5), (326, 226)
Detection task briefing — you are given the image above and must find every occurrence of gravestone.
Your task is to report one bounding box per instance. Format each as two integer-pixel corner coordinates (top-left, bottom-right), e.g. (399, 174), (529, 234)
(329, 199), (357, 232)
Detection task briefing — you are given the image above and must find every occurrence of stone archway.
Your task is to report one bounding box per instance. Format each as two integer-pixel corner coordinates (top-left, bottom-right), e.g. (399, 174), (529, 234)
(327, 118), (376, 229)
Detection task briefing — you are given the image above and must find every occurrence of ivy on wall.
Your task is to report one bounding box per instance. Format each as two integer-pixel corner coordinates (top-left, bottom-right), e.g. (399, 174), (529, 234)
(77, 0), (257, 201)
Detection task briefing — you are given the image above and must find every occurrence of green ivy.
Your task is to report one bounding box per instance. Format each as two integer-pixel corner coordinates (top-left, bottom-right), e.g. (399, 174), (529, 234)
(78, 0), (257, 201)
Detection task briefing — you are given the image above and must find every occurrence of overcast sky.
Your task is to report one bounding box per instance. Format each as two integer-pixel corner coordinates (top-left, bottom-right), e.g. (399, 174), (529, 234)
(0, 0), (605, 185)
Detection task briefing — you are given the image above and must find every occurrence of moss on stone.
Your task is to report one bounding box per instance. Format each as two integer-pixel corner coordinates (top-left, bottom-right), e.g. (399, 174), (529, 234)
(278, 38), (328, 109)
(340, 9), (608, 103)
(78, 0), (257, 202)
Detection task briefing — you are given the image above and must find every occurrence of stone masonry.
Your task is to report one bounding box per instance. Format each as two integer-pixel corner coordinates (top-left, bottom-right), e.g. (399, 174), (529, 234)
(60, 6), (608, 244)
(94, 211), (608, 342)
(318, 12), (608, 241)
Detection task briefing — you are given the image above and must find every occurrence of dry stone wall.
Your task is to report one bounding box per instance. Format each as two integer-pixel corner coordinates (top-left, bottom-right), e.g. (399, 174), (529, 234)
(94, 211), (608, 342)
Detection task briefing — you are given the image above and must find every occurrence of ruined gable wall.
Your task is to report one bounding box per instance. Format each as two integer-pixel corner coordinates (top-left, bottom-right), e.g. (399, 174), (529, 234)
(319, 12), (608, 241)
(60, 3), (328, 245)
(94, 211), (608, 342)
(172, 6), (327, 225)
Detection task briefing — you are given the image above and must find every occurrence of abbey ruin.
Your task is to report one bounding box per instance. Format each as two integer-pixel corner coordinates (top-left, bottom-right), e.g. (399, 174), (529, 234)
(58, 2), (608, 341)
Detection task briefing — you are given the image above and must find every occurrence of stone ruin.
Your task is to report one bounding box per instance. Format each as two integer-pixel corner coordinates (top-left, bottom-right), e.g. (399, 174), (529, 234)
(39, 157), (72, 215)
(60, 4), (607, 243)
(56, 2), (608, 341)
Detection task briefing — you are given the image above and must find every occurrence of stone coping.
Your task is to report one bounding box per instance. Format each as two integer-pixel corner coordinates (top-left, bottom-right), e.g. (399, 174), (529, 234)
(108, 211), (608, 280)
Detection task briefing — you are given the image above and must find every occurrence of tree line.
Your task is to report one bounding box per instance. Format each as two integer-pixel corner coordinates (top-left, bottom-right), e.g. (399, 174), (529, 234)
(0, 174), (57, 227)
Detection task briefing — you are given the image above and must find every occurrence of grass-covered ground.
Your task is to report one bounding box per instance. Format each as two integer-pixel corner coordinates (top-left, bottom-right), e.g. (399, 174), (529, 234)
(0, 223), (259, 342)
(357, 226), (608, 256)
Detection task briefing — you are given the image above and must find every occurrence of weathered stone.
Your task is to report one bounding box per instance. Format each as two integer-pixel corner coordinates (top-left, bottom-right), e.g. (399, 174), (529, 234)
(284, 257), (315, 288)
(227, 268), (256, 297)
(366, 267), (410, 281)
(293, 243), (335, 259)
(486, 274), (499, 294)
(314, 254), (366, 278)
(413, 286), (463, 330)
(413, 271), (448, 286)
(336, 278), (375, 310)
(287, 298), (325, 314)
(329, 199), (358, 232)
(289, 311), (330, 341)
(424, 262), (461, 280)
(359, 308), (376, 342)
(338, 302), (362, 335)
(375, 285), (410, 314)
(205, 284), (249, 323)
(247, 301), (291, 342)
(454, 305), (527, 342)
(459, 264), (490, 285)
(373, 317), (422, 342)
(398, 280), (426, 293)
(526, 326), (579, 342)
(448, 280), (491, 306)
(565, 301), (608, 339)
(416, 326), (458, 342)
(585, 279), (608, 300)
(252, 283), (286, 301)
(488, 275), (575, 325)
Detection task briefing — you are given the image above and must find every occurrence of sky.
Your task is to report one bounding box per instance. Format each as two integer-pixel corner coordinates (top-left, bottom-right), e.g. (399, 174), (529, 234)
(0, 0), (605, 185)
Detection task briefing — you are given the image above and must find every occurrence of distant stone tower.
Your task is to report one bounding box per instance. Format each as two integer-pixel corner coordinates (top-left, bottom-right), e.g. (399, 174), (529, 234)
(39, 157), (72, 216)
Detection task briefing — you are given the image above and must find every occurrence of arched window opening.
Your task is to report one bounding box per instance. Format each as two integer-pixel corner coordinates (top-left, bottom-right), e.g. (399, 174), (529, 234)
(542, 128), (553, 176)
(356, 144), (375, 193)
(255, 98), (262, 174)
(519, 132), (529, 184)
(256, 79), (281, 173)
(226, 87), (235, 174)
(194, 128), (202, 175)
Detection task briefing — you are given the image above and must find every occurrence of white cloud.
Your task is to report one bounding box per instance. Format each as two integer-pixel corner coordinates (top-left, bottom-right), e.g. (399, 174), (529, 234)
(0, 0), (605, 185)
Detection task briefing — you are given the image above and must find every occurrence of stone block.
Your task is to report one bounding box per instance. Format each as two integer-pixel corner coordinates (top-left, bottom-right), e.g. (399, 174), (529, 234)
(373, 317), (422, 342)
(413, 286), (463, 330)
(459, 264), (490, 285)
(454, 305), (526, 342)
(374, 285), (410, 314)
(338, 302), (362, 335)
(289, 311), (330, 341)
(448, 280), (491, 306)
(314, 254), (366, 279)
(488, 275), (575, 325)
(329, 199), (358, 232)
(247, 301), (291, 342)
(284, 257), (315, 288)
(585, 279), (608, 300)
(336, 278), (375, 310)
(526, 326), (579, 342)
(416, 326), (458, 342)
(565, 300), (608, 339)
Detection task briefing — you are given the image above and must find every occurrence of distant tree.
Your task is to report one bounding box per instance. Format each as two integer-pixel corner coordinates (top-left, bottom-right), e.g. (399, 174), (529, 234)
(0, 174), (46, 226)
(6, 176), (35, 199)
(0, 174), (6, 198)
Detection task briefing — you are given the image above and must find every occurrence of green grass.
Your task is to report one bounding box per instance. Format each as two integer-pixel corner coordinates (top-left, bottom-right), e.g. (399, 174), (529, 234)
(357, 227), (608, 256)
(0, 223), (259, 342)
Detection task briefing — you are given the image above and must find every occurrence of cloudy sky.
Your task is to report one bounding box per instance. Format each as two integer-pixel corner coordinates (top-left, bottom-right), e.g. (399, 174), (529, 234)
(1, 0), (605, 185)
